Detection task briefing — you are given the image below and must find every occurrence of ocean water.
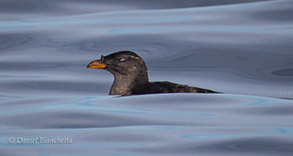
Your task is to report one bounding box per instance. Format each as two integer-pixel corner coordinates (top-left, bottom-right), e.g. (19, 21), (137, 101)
(1, 0), (293, 155)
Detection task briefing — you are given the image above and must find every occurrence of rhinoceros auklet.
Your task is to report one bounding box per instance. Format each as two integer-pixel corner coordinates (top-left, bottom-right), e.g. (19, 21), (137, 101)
(87, 51), (218, 96)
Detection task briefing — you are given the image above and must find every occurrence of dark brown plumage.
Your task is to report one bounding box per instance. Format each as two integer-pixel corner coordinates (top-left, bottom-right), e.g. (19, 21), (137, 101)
(87, 51), (218, 96)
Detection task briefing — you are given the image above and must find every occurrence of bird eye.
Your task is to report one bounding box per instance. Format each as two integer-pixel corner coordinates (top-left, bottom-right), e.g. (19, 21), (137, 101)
(119, 58), (126, 62)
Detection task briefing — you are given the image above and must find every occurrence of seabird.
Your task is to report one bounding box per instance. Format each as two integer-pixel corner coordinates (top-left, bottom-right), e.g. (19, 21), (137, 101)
(87, 51), (218, 96)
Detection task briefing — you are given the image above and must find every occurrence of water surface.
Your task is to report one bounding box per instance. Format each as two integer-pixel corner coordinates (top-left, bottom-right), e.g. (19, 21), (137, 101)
(0, 0), (293, 155)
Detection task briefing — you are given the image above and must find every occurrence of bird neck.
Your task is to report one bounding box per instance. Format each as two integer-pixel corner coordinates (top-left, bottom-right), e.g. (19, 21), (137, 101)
(110, 71), (149, 96)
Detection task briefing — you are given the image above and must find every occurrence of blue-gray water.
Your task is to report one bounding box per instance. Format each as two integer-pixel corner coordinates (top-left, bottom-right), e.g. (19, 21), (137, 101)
(1, 0), (293, 155)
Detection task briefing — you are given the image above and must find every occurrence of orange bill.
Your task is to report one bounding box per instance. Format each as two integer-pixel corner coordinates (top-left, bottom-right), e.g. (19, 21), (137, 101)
(87, 61), (106, 69)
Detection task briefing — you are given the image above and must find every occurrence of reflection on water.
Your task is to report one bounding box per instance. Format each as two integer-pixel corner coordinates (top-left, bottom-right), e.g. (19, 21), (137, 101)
(0, 0), (293, 155)
(1, 94), (293, 155)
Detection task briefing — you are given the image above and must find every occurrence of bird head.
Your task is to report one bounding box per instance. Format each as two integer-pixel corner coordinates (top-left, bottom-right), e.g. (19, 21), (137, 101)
(87, 51), (148, 76)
